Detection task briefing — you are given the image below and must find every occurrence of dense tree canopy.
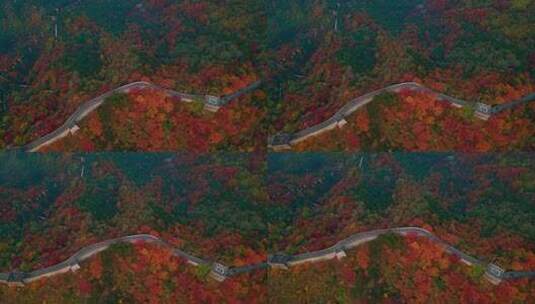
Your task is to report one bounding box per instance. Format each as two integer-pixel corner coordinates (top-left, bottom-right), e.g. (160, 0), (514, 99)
(0, 1), (534, 302)
(1, 0), (533, 150)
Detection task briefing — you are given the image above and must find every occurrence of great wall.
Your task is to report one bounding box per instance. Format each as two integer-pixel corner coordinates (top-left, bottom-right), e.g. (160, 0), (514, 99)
(20, 80), (262, 152)
(268, 82), (535, 150)
(12, 80), (534, 152)
(1, 227), (534, 287)
(3, 82), (534, 288)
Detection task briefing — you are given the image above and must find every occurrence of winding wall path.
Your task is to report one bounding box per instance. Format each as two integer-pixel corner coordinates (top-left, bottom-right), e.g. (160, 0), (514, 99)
(1, 227), (533, 287)
(268, 82), (535, 150)
(21, 80), (262, 152)
(11, 80), (534, 151)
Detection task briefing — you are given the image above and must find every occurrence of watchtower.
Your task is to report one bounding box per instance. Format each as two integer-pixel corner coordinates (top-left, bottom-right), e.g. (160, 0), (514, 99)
(475, 102), (492, 120)
(204, 95), (223, 112)
(267, 254), (292, 270)
(6, 271), (27, 287)
(209, 263), (229, 282)
(484, 263), (504, 285)
(69, 259), (81, 272)
(268, 134), (292, 151)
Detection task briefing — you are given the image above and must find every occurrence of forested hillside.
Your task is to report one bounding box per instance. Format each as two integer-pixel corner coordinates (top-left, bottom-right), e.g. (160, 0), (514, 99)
(0, 0), (265, 148)
(1, 1), (534, 303)
(1, 0), (533, 150)
(1, 153), (534, 302)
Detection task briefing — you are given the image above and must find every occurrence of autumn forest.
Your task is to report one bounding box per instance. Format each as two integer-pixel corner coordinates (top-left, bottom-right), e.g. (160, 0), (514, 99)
(0, 0), (534, 303)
